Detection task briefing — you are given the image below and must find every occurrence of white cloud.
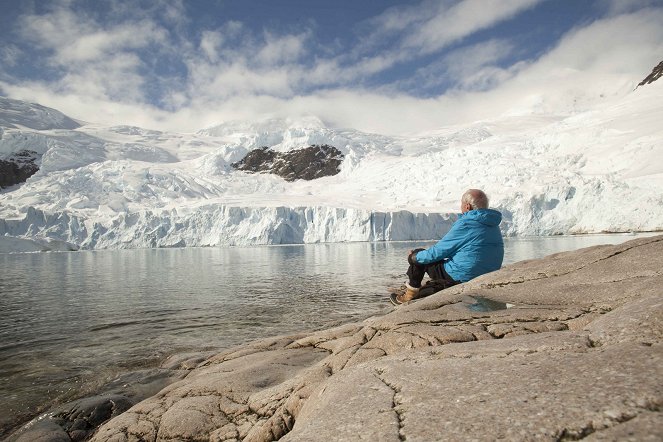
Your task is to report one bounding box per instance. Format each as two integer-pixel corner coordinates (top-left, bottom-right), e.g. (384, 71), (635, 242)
(0, 45), (21, 67)
(444, 8), (663, 118)
(62, 53), (147, 101)
(256, 32), (309, 66)
(179, 7), (663, 135)
(19, 8), (168, 64)
(56, 21), (167, 63)
(605, 0), (662, 15)
(13, 3), (171, 106)
(198, 63), (295, 98)
(362, 0), (543, 57)
(403, 39), (517, 93)
(402, 0), (543, 54)
(199, 31), (224, 62)
(328, 0), (544, 89)
(1, 0), (662, 137)
(185, 30), (310, 100)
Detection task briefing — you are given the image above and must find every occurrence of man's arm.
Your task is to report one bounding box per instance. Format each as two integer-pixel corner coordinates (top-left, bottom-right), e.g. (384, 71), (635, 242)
(414, 220), (467, 264)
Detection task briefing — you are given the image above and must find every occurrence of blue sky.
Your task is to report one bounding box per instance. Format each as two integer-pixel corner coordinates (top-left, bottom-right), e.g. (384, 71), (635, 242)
(1, 0), (662, 134)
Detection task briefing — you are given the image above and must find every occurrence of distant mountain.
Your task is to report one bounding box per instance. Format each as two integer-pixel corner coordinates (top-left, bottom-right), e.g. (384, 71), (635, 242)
(637, 60), (663, 87)
(0, 97), (85, 188)
(0, 96), (80, 130)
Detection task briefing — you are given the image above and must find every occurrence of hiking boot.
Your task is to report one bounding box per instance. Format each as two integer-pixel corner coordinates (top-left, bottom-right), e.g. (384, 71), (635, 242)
(390, 283), (420, 305)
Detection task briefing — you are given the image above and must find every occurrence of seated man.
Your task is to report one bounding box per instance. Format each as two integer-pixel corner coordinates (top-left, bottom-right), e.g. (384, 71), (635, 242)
(391, 189), (504, 305)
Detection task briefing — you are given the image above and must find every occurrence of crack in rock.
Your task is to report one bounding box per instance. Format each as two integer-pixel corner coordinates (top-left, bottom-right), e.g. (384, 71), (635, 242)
(373, 370), (406, 442)
(554, 401), (660, 441)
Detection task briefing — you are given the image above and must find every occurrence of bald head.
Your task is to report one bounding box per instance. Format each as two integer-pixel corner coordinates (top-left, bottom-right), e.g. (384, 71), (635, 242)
(461, 189), (489, 212)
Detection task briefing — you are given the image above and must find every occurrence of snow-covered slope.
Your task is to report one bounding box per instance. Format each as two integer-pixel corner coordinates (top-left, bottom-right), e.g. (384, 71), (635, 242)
(1, 82), (662, 252)
(0, 97), (81, 130)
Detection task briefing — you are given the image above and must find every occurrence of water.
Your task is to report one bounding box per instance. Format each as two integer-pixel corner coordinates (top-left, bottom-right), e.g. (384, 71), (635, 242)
(0, 233), (655, 435)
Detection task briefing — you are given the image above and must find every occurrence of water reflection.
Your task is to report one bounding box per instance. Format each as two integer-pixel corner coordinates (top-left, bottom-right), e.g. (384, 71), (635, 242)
(465, 296), (509, 312)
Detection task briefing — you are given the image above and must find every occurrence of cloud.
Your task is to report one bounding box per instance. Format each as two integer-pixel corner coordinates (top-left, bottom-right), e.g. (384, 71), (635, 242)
(256, 32), (310, 66)
(191, 6), (663, 135)
(0, 45), (21, 68)
(605, 0), (662, 15)
(57, 20), (167, 63)
(401, 0), (543, 54)
(183, 25), (313, 102)
(199, 30), (225, 62)
(303, 0), (546, 95)
(356, 0), (543, 62)
(1, 0), (662, 136)
(19, 8), (169, 64)
(13, 2), (172, 106)
(401, 39), (517, 94)
(441, 7), (663, 119)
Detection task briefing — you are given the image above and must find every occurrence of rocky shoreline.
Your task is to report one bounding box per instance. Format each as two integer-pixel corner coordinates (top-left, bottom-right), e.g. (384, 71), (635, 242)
(9, 235), (663, 441)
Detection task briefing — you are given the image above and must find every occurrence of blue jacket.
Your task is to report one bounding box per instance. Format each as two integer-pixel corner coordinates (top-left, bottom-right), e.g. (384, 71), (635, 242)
(415, 209), (504, 282)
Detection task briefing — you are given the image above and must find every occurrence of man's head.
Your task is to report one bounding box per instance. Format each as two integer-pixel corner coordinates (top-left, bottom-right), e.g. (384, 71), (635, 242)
(461, 189), (489, 213)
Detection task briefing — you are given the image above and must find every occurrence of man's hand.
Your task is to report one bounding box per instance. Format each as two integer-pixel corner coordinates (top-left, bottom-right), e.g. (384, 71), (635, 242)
(409, 248), (425, 257)
(408, 248), (425, 266)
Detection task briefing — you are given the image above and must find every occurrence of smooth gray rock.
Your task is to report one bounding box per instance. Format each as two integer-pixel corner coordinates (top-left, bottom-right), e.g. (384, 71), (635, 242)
(77, 234), (662, 441)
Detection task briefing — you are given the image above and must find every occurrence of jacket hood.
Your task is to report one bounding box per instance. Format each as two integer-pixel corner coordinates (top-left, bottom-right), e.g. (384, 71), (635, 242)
(460, 208), (502, 226)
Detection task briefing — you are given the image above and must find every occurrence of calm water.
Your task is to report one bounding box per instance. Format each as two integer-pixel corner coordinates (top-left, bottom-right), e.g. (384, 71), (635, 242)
(0, 233), (655, 434)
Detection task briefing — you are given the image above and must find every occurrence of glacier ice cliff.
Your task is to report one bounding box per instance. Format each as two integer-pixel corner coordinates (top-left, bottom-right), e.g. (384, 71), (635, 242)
(0, 206), (456, 251)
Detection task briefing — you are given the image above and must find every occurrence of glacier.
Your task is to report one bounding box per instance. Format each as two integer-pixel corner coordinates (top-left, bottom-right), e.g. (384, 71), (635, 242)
(1, 81), (662, 253)
(0, 206), (456, 250)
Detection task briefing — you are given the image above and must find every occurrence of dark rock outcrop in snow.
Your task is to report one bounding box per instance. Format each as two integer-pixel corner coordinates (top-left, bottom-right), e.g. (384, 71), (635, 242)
(232, 144), (344, 181)
(637, 60), (663, 87)
(0, 150), (39, 189)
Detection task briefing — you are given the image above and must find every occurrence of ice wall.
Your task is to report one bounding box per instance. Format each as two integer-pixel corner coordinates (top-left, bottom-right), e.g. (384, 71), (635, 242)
(0, 206), (457, 251)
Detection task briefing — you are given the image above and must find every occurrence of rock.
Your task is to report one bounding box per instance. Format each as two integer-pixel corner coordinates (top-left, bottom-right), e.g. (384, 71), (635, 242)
(231, 144), (343, 181)
(0, 150), (39, 189)
(10, 395), (133, 442)
(13, 420), (71, 442)
(6, 368), (188, 442)
(97, 368), (190, 401)
(638, 60), (663, 87)
(160, 351), (217, 370)
(84, 234), (663, 441)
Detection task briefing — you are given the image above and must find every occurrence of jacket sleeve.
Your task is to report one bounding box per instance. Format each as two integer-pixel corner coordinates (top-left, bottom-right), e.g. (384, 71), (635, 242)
(415, 219), (466, 264)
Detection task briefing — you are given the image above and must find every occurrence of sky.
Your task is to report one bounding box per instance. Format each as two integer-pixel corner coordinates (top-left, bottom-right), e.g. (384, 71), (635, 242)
(0, 0), (662, 135)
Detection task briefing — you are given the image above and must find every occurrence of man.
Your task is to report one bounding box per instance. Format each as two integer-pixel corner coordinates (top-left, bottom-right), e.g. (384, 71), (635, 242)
(391, 189), (504, 305)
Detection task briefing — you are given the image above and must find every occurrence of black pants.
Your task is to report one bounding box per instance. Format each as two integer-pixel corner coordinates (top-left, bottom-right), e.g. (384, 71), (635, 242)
(407, 248), (459, 289)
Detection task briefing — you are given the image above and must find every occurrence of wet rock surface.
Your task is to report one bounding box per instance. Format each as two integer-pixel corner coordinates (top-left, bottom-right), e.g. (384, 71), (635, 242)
(7, 368), (189, 442)
(231, 145), (343, 181)
(13, 235), (663, 441)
